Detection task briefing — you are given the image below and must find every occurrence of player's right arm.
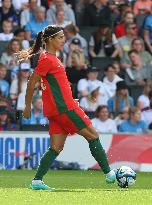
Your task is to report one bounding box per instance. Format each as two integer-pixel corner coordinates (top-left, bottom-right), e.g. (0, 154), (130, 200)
(23, 72), (41, 118)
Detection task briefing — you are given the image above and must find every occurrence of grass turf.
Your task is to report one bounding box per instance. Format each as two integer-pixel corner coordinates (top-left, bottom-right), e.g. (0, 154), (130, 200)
(0, 170), (152, 205)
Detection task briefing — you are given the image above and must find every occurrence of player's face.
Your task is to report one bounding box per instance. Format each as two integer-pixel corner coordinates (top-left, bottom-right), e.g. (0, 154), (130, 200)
(49, 31), (65, 51)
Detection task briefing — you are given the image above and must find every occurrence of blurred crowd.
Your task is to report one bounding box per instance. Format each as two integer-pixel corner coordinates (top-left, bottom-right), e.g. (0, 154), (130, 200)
(0, 0), (152, 133)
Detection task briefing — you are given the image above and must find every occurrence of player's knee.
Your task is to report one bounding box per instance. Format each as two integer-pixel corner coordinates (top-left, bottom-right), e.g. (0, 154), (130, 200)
(89, 133), (99, 141)
(86, 131), (99, 141)
(89, 128), (99, 140)
(51, 144), (64, 154)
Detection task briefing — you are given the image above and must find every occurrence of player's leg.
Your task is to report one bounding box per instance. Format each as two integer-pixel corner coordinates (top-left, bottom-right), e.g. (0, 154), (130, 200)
(31, 117), (68, 190)
(34, 134), (67, 180)
(64, 107), (116, 183)
(31, 134), (67, 190)
(78, 125), (116, 183)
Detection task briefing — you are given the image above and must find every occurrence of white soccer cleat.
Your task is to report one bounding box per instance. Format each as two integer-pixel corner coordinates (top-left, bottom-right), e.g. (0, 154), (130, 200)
(30, 180), (55, 190)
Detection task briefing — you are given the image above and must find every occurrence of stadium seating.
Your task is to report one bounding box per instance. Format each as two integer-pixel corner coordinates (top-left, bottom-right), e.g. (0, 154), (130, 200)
(0, 41), (9, 57)
(79, 27), (98, 43)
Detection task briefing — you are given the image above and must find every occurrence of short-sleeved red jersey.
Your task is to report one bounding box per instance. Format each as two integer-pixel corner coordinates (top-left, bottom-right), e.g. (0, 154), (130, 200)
(34, 52), (78, 117)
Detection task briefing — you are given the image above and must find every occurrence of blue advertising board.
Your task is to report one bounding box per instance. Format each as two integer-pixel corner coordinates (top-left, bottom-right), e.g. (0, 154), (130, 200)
(0, 132), (50, 169)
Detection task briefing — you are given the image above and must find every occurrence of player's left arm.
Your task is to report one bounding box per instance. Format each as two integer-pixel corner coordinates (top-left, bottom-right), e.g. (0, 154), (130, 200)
(23, 72), (41, 118)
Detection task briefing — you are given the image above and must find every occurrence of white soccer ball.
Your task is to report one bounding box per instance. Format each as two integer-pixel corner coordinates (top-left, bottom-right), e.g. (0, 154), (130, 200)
(116, 166), (136, 188)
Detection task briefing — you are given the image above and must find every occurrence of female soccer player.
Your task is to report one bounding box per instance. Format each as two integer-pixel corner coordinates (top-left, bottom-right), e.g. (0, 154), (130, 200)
(17, 25), (116, 190)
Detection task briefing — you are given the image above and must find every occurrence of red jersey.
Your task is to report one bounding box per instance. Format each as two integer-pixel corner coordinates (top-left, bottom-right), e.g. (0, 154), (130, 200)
(34, 52), (78, 117)
(114, 23), (126, 38)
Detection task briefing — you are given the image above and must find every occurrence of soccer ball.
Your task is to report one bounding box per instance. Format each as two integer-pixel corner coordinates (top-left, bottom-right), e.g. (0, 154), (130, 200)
(116, 166), (136, 188)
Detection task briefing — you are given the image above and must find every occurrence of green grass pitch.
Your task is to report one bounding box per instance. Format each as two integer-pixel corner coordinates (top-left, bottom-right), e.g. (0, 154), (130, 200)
(0, 170), (152, 205)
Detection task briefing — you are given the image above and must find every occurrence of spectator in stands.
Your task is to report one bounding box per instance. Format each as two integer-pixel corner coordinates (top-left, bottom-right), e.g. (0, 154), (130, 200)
(0, 105), (17, 131)
(14, 28), (30, 49)
(25, 6), (49, 40)
(20, 0), (39, 28)
(118, 22), (138, 54)
(0, 0), (19, 25)
(55, 8), (72, 28)
(21, 95), (48, 125)
(56, 49), (67, 67)
(10, 62), (31, 107)
(63, 24), (88, 57)
(114, 11), (135, 39)
(80, 84), (107, 112)
(66, 38), (88, 68)
(137, 80), (152, 110)
(121, 37), (152, 69)
(0, 38), (22, 81)
(40, 0), (49, 10)
(66, 38), (88, 85)
(17, 81), (40, 111)
(76, 0), (93, 13)
(0, 97), (14, 120)
(125, 50), (152, 86)
(144, 13), (152, 54)
(119, 106), (148, 133)
(108, 81), (134, 116)
(133, 0), (152, 16)
(75, 0), (94, 26)
(83, 0), (111, 27)
(0, 63), (9, 97)
(92, 105), (117, 133)
(114, 107), (129, 128)
(118, 4), (132, 19)
(12, 0), (41, 11)
(47, 0), (76, 25)
(0, 20), (14, 41)
(103, 64), (123, 98)
(89, 23), (122, 58)
(108, 4), (119, 27)
(112, 61), (125, 79)
(141, 90), (152, 127)
(12, 0), (29, 10)
(77, 66), (108, 98)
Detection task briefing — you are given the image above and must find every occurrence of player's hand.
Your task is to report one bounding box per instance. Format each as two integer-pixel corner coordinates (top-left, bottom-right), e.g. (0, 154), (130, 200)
(22, 107), (31, 118)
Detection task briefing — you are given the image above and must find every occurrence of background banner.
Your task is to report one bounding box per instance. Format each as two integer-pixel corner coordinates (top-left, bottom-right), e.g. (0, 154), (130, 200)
(0, 132), (152, 171)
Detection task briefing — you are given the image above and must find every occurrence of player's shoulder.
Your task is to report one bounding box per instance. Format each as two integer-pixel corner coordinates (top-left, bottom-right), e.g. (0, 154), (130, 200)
(39, 52), (55, 62)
